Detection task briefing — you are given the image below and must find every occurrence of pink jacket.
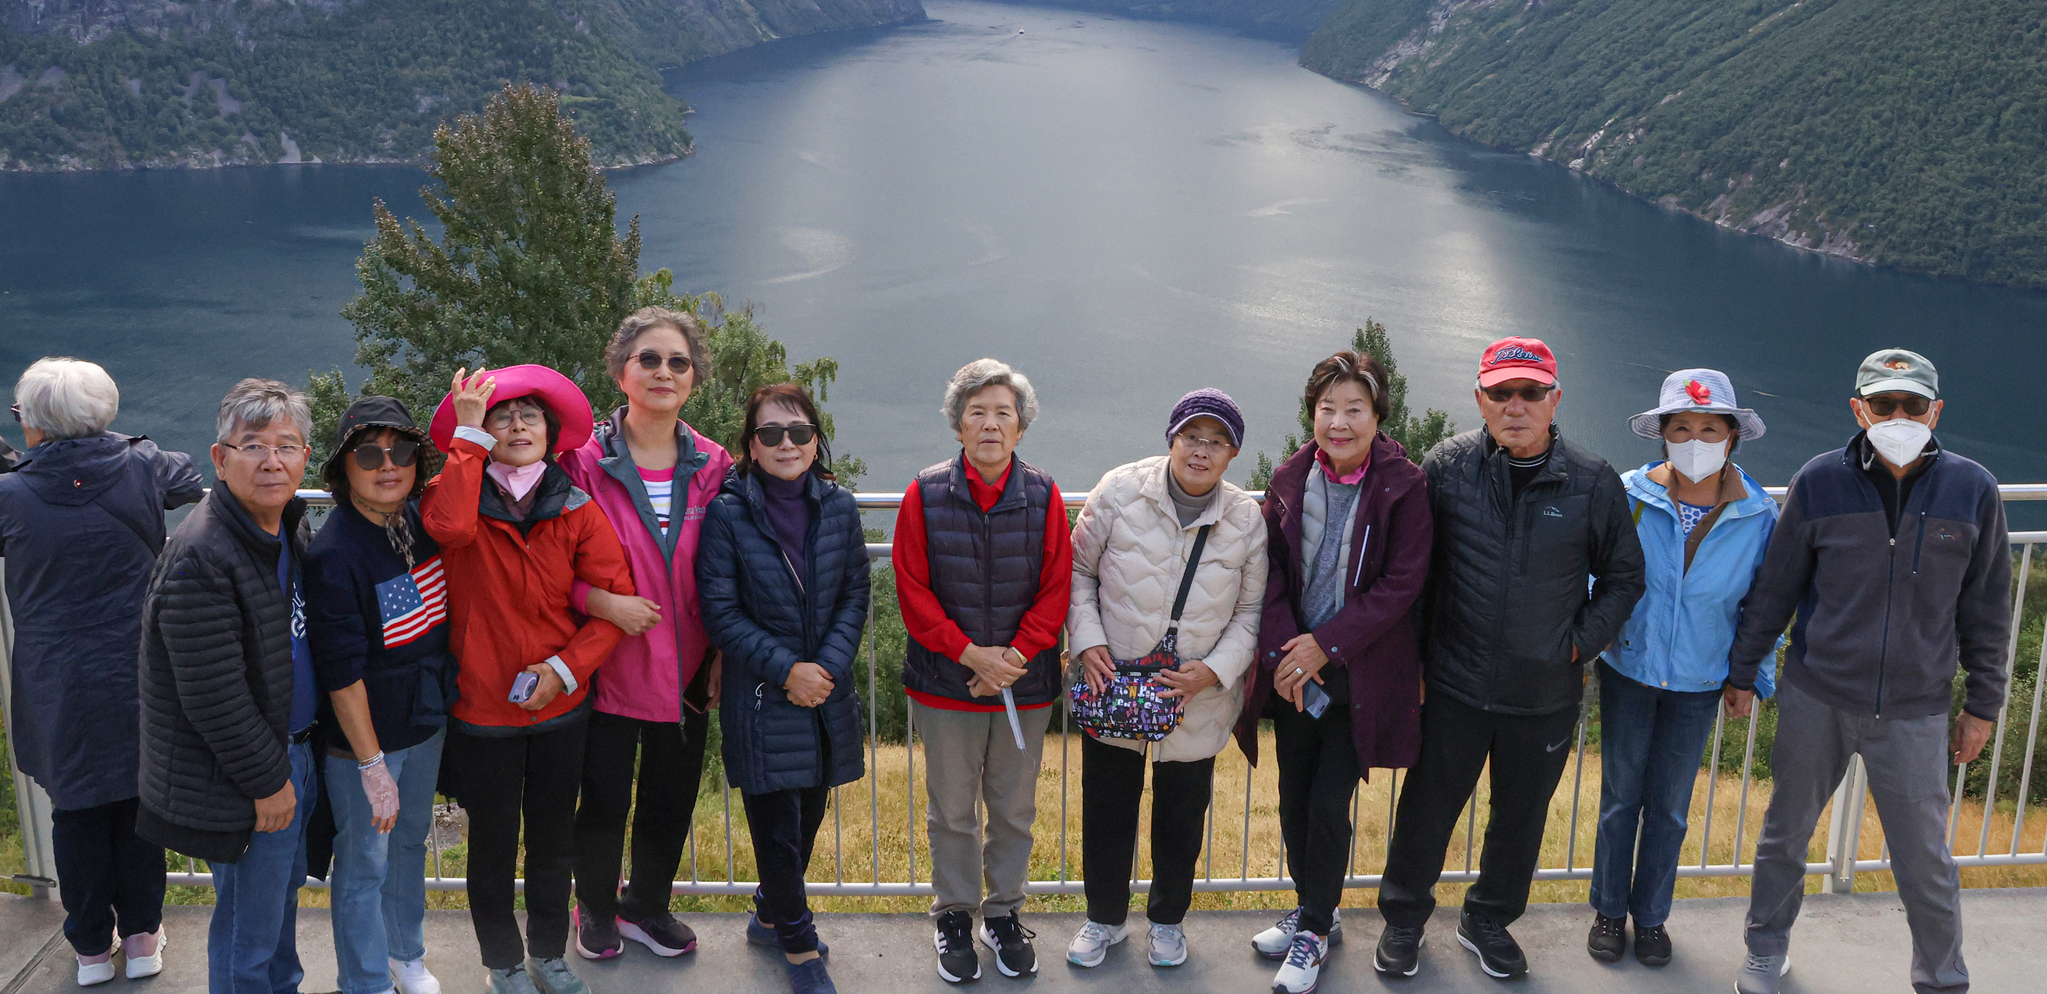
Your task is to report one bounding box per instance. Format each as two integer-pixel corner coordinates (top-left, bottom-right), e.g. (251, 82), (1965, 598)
(560, 411), (734, 723)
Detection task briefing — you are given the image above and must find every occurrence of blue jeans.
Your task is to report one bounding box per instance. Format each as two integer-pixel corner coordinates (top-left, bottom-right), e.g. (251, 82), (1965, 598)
(1590, 660), (1722, 927)
(208, 739), (315, 994)
(326, 730), (445, 994)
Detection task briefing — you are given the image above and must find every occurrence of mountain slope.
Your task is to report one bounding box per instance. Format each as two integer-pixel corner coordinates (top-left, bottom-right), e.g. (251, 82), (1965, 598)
(981, 0), (1344, 41)
(0, 0), (924, 170)
(1302, 0), (2047, 288)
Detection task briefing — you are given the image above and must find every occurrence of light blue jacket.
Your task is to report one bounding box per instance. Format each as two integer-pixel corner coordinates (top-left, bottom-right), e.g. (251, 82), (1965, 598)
(1601, 461), (1779, 697)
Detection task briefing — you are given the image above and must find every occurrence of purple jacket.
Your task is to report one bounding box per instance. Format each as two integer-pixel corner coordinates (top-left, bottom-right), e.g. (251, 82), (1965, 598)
(1234, 433), (1432, 772)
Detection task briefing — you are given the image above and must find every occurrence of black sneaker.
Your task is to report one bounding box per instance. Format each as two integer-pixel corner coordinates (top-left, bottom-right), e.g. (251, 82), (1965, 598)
(933, 910), (981, 983)
(1632, 921), (1671, 967)
(977, 913), (1038, 977)
(1586, 913), (1625, 963)
(573, 904), (621, 960)
(1372, 924), (1424, 977)
(619, 911), (697, 957)
(1456, 910), (1527, 979)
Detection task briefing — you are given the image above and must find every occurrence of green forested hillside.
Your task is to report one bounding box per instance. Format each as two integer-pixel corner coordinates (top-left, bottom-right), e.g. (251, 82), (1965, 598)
(0, 0), (923, 170)
(1302, 0), (2047, 288)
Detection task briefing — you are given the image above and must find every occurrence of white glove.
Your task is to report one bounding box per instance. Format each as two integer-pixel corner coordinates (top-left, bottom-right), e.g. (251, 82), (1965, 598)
(360, 756), (400, 832)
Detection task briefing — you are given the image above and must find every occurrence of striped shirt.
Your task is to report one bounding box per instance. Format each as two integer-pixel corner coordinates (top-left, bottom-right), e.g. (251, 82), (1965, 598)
(640, 466), (675, 536)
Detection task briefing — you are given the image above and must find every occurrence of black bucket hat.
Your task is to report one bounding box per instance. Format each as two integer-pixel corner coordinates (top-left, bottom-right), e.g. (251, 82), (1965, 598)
(322, 396), (435, 501)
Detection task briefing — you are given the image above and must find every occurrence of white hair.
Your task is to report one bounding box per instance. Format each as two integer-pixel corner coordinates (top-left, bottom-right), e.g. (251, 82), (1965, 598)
(943, 358), (1039, 433)
(14, 357), (119, 440)
(216, 378), (311, 444)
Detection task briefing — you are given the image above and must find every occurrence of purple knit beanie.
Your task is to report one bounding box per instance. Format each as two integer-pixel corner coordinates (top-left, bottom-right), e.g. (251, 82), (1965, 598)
(1165, 388), (1245, 449)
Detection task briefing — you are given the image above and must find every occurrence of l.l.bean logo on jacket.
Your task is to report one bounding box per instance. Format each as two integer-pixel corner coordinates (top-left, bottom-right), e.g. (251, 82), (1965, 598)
(1543, 505), (1564, 519)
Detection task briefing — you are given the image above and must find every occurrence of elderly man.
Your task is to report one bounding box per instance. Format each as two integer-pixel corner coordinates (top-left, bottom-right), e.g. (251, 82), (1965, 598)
(1, 358), (203, 986)
(138, 379), (320, 994)
(1373, 337), (1645, 980)
(1728, 349), (2009, 994)
(892, 358), (1071, 983)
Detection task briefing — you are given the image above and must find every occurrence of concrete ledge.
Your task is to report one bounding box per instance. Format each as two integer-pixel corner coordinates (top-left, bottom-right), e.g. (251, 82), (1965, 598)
(4, 889), (2043, 992)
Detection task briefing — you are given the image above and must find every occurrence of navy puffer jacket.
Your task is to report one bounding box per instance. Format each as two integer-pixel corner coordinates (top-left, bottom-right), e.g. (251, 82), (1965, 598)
(698, 467), (870, 795)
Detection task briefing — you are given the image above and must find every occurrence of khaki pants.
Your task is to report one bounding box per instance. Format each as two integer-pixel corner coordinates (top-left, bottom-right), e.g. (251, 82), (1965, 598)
(912, 700), (1053, 918)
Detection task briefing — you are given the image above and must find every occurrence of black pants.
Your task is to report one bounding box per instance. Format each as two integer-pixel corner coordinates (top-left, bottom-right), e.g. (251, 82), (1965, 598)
(573, 708), (709, 921)
(450, 720), (589, 968)
(742, 787), (829, 953)
(51, 798), (165, 956)
(1080, 734), (1214, 926)
(1377, 692), (1579, 929)
(1272, 667), (1360, 936)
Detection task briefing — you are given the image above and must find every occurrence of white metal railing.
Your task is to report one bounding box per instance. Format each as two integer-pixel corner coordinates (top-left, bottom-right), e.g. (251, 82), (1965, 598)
(7, 487), (2047, 901)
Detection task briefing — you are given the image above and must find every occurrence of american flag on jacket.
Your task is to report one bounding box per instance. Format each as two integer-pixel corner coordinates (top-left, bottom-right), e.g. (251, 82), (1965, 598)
(376, 555), (448, 648)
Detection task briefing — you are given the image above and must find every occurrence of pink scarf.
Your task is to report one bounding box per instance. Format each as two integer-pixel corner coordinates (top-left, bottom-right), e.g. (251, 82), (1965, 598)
(486, 460), (548, 501)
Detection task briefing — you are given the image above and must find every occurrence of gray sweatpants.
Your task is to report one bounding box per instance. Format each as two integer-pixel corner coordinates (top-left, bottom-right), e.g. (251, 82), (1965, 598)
(912, 700), (1053, 919)
(1746, 680), (1967, 993)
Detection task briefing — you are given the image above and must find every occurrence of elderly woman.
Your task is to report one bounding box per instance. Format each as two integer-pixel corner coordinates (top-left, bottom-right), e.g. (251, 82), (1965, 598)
(1063, 389), (1267, 970)
(303, 397), (454, 994)
(696, 383), (869, 994)
(891, 358), (1071, 983)
(561, 307), (734, 962)
(422, 365), (636, 994)
(1233, 350), (1433, 994)
(0, 357), (202, 986)
(1586, 369), (1777, 967)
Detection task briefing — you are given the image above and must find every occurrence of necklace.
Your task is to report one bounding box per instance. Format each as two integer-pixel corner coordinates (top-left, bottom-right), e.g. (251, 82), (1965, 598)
(351, 496), (399, 524)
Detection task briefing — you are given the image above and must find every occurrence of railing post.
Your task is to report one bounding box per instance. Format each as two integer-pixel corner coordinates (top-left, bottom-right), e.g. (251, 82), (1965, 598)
(1822, 756), (1868, 894)
(0, 562), (59, 900)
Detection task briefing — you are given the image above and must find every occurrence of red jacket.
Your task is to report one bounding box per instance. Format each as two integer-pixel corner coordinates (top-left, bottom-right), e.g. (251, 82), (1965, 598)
(421, 438), (635, 730)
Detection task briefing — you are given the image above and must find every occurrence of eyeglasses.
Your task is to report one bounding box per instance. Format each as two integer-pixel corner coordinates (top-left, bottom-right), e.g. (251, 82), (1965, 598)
(352, 439), (420, 470)
(636, 351), (695, 375)
(752, 423), (818, 447)
(1863, 395), (1931, 417)
(220, 442), (307, 462)
(8, 404), (18, 424)
(487, 407), (546, 430)
(1173, 433), (1234, 455)
(1483, 385), (1555, 404)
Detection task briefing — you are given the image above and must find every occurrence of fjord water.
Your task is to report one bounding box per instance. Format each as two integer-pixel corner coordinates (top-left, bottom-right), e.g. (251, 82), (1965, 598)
(4, 0), (2044, 501)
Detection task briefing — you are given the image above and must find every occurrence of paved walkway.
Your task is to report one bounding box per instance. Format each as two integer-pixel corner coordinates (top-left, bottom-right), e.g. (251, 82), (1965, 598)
(4, 889), (2042, 993)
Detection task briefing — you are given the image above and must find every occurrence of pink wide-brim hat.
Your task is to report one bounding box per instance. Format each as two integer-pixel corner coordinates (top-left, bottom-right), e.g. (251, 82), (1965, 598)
(429, 363), (595, 454)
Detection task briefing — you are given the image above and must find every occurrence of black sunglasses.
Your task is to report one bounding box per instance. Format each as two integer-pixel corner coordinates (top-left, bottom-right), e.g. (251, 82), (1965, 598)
(353, 439), (421, 470)
(752, 423), (818, 447)
(1863, 395), (1931, 418)
(636, 351), (695, 375)
(1483, 384), (1555, 404)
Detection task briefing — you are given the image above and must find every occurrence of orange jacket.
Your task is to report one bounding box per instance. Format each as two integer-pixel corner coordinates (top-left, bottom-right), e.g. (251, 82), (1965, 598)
(421, 438), (634, 730)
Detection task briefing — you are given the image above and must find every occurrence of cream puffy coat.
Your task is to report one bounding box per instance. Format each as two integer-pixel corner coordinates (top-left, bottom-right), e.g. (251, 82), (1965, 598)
(1067, 456), (1268, 762)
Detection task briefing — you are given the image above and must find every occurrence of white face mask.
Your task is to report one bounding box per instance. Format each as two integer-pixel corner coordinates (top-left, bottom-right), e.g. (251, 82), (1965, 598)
(1865, 417), (1933, 468)
(1666, 438), (1729, 484)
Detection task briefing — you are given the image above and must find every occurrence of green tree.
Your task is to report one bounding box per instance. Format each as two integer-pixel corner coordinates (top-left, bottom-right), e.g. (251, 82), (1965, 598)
(318, 83), (855, 483)
(1249, 319), (1455, 488)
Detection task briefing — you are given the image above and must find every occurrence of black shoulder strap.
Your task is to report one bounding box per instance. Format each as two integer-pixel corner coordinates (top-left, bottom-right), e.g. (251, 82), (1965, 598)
(1167, 524), (1213, 628)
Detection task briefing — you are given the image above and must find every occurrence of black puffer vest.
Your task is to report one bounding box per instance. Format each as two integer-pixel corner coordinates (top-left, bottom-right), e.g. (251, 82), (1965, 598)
(903, 454), (1062, 705)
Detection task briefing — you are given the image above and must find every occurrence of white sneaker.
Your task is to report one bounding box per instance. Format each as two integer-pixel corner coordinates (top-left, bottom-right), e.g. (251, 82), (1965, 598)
(1252, 907), (1341, 959)
(122, 926), (166, 980)
(391, 956), (443, 994)
(1064, 920), (1128, 968)
(1147, 923), (1187, 967)
(1271, 932), (1328, 994)
(75, 954), (115, 987)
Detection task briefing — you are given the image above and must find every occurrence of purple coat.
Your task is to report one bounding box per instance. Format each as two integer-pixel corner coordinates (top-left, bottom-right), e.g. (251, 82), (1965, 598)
(1234, 432), (1432, 773)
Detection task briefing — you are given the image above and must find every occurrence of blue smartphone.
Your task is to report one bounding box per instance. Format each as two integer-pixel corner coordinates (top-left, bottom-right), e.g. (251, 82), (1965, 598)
(508, 671), (539, 704)
(1301, 680), (1331, 719)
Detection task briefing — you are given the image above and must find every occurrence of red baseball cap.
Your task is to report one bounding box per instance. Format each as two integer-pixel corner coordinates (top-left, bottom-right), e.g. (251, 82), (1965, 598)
(1476, 336), (1558, 388)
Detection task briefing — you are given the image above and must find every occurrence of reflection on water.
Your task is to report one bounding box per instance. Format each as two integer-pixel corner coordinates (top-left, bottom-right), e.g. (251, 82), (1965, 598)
(3, 2), (2044, 524)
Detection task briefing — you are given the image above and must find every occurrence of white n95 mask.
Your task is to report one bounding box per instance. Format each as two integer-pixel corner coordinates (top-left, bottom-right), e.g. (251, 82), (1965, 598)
(1865, 418), (1933, 468)
(1667, 438), (1729, 484)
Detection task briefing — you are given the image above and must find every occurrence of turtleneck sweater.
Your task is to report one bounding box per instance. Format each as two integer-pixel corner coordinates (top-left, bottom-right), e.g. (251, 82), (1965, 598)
(758, 469), (813, 581)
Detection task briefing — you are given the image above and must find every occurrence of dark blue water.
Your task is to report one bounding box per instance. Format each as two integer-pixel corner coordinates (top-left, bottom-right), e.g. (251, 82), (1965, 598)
(4, 1), (2044, 519)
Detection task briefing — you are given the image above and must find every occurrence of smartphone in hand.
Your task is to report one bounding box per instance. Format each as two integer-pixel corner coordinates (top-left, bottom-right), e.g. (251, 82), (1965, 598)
(1301, 679), (1331, 719)
(508, 671), (539, 704)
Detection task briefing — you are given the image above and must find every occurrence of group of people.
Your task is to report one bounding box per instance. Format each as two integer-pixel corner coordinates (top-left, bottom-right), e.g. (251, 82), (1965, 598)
(0, 322), (2009, 994)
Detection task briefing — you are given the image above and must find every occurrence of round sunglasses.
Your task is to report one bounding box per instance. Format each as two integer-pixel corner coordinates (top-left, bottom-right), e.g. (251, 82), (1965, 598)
(353, 438), (421, 470)
(752, 423), (818, 447)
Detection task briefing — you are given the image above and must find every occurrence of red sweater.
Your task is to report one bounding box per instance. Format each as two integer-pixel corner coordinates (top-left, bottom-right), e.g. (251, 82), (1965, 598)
(892, 458), (1072, 712)
(421, 439), (635, 729)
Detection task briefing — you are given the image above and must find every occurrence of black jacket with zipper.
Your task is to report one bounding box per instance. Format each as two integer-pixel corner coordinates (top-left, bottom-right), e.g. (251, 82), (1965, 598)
(1418, 426), (1646, 716)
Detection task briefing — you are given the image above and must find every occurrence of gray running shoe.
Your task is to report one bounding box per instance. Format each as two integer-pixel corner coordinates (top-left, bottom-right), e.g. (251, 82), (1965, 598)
(484, 966), (540, 994)
(1733, 951), (1790, 994)
(525, 957), (588, 994)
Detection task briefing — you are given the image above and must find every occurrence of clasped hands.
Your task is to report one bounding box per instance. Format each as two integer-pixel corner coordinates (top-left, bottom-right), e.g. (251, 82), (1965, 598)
(1075, 644), (1220, 699)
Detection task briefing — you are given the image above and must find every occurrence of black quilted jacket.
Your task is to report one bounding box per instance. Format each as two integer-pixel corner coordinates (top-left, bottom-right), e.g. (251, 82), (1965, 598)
(1419, 427), (1645, 716)
(697, 468), (870, 796)
(136, 488), (309, 863)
